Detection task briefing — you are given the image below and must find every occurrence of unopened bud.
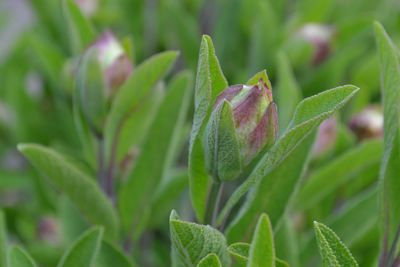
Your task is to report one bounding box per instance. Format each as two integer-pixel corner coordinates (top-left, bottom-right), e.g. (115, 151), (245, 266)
(204, 78), (278, 182)
(349, 106), (383, 140)
(297, 24), (335, 65)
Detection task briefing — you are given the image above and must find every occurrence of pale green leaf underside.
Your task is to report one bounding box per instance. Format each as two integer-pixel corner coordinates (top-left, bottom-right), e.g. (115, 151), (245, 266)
(197, 253), (222, 267)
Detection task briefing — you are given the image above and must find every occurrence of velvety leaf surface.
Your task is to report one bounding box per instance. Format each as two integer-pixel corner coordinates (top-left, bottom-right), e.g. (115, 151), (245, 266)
(18, 144), (118, 238)
(247, 214), (275, 267)
(314, 222), (358, 267)
(104, 51), (178, 163)
(9, 246), (38, 267)
(374, 21), (400, 258)
(95, 240), (136, 267)
(169, 211), (230, 267)
(57, 227), (103, 267)
(226, 134), (314, 242)
(118, 71), (192, 236)
(217, 85), (359, 225)
(196, 253), (222, 267)
(189, 35), (228, 221)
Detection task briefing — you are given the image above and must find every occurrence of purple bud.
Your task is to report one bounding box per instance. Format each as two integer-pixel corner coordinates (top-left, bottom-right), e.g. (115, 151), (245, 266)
(213, 79), (278, 165)
(37, 216), (60, 246)
(297, 24), (335, 66)
(90, 31), (132, 94)
(349, 105), (383, 140)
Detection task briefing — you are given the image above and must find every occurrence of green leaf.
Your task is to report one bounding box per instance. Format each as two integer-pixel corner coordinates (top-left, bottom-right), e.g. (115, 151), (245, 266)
(95, 240), (136, 267)
(18, 144), (118, 238)
(314, 222), (359, 267)
(57, 227), (103, 267)
(204, 100), (242, 181)
(196, 253), (222, 267)
(189, 35), (228, 221)
(295, 139), (382, 210)
(374, 21), (400, 256)
(228, 242), (289, 267)
(217, 85), (359, 225)
(247, 213), (275, 267)
(276, 52), (302, 132)
(104, 51), (178, 163)
(169, 211), (231, 267)
(0, 211), (8, 267)
(228, 242), (250, 266)
(118, 71), (192, 236)
(9, 246), (38, 267)
(226, 133), (314, 243)
(62, 0), (96, 53)
(246, 69), (272, 89)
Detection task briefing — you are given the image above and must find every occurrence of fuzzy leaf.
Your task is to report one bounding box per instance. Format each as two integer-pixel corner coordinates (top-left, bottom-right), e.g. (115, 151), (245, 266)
(57, 227), (103, 267)
(314, 222), (358, 267)
(105, 51), (178, 163)
(170, 211), (230, 267)
(189, 35), (228, 221)
(62, 0), (96, 53)
(118, 71), (192, 237)
(217, 85), (359, 225)
(374, 21), (400, 257)
(95, 240), (136, 267)
(247, 214), (275, 267)
(18, 144), (118, 238)
(197, 253), (222, 267)
(9, 246), (38, 267)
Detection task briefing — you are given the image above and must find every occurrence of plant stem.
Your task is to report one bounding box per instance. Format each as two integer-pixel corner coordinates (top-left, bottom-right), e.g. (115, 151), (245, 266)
(205, 182), (223, 226)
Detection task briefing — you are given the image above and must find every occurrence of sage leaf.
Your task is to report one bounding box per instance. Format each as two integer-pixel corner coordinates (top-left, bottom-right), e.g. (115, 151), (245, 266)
(169, 210), (230, 267)
(18, 144), (118, 238)
(189, 35), (228, 221)
(247, 213), (275, 267)
(196, 253), (221, 267)
(9, 246), (38, 267)
(57, 226), (103, 267)
(374, 21), (400, 257)
(118, 71), (192, 237)
(95, 240), (136, 267)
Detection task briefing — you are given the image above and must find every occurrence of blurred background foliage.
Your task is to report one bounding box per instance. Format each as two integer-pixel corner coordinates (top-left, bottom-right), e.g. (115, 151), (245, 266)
(0, 0), (399, 266)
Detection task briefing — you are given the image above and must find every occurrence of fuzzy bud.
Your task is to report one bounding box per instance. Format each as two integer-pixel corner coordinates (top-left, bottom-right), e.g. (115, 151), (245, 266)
(204, 79), (278, 182)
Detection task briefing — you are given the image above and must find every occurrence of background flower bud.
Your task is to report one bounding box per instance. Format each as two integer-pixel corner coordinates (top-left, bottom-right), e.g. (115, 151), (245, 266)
(76, 31), (132, 135)
(204, 79), (278, 182)
(348, 105), (383, 140)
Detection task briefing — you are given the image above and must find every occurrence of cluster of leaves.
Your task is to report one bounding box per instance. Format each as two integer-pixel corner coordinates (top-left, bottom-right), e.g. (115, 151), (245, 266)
(1, 0), (400, 266)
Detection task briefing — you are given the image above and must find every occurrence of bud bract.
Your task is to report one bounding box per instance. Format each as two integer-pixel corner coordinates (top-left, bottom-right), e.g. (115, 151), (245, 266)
(204, 78), (278, 182)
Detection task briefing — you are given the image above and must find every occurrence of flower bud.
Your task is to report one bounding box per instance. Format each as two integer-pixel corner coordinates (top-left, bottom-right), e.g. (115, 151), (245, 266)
(349, 105), (383, 140)
(76, 31), (132, 135)
(297, 23), (335, 66)
(204, 79), (278, 182)
(90, 31), (133, 93)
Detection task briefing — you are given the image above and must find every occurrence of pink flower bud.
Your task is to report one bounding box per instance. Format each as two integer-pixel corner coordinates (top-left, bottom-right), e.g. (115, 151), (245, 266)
(349, 105), (383, 140)
(90, 31), (132, 93)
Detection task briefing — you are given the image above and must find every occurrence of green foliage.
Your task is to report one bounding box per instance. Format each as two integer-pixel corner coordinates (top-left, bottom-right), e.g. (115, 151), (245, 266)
(17, 144), (118, 238)
(169, 210), (231, 266)
(314, 222), (359, 266)
(9, 246), (38, 267)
